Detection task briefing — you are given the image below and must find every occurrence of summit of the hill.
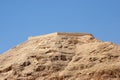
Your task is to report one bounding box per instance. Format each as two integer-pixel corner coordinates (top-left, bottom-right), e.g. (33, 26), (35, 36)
(28, 32), (93, 40)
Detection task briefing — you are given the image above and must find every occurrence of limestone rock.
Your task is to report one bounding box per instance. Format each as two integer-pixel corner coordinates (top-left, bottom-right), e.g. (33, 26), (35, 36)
(0, 32), (120, 80)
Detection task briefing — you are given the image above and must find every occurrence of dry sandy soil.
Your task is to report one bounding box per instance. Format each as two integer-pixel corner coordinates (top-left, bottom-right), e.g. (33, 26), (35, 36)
(0, 32), (120, 80)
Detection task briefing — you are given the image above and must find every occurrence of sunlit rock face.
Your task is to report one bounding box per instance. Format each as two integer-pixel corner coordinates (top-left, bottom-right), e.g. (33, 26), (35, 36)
(0, 32), (120, 80)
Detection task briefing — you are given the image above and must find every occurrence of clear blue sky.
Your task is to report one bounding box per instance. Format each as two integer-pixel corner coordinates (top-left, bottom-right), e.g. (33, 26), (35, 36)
(0, 0), (120, 53)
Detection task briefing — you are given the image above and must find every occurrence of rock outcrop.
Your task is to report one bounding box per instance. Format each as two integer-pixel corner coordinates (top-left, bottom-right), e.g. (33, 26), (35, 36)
(0, 32), (120, 80)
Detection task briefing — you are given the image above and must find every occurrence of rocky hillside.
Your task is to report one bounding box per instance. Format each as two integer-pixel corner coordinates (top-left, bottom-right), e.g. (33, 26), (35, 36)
(0, 32), (120, 80)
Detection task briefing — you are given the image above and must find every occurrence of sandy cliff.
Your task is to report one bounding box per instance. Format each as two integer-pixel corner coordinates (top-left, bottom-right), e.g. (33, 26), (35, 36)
(0, 32), (120, 80)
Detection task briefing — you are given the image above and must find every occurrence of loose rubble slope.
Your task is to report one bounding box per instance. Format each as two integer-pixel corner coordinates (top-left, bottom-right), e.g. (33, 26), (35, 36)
(0, 32), (120, 80)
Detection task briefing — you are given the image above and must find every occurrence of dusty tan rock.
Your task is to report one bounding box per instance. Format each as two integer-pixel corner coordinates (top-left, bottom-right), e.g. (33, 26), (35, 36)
(0, 32), (120, 80)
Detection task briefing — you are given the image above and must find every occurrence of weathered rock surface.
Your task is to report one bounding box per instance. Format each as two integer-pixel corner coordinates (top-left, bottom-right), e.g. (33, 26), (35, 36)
(0, 32), (120, 80)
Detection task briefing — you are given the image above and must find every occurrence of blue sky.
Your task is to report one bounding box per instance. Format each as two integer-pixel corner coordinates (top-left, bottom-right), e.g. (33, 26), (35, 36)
(0, 0), (120, 53)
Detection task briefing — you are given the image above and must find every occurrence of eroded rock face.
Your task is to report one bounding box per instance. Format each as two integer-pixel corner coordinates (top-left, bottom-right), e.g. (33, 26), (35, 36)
(0, 32), (120, 80)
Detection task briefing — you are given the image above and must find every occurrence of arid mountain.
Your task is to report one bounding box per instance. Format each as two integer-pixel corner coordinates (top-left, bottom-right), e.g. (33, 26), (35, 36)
(0, 32), (120, 80)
